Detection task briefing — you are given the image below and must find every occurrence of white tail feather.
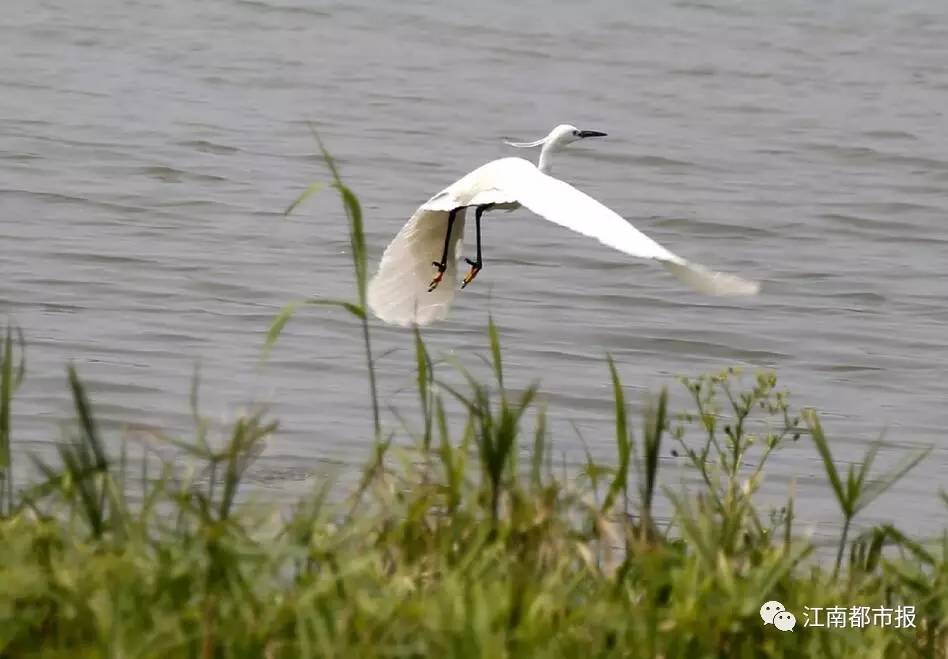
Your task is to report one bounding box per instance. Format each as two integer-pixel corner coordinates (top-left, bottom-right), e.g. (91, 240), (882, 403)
(367, 208), (467, 327)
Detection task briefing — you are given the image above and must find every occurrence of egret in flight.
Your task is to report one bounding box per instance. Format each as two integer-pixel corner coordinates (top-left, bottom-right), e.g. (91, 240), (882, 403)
(367, 124), (760, 327)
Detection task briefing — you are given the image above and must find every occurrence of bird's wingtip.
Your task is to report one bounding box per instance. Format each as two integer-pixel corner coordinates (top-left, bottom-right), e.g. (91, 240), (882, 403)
(661, 259), (761, 297)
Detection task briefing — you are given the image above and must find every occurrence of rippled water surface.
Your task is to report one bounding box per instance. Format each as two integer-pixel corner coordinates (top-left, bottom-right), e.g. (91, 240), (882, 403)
(2, 0), (947, 533)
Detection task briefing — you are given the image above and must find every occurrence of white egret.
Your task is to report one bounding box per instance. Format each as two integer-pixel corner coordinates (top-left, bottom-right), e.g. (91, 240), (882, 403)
(367, 124), (760, 327)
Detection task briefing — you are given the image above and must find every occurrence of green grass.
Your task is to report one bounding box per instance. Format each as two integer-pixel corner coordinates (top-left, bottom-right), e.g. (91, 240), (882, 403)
(0, 154), (946, 658)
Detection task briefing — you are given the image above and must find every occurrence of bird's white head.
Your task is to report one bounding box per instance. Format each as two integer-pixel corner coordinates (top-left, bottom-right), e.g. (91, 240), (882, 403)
(506, 124), (608, 149)
(505, 124), (607, 174)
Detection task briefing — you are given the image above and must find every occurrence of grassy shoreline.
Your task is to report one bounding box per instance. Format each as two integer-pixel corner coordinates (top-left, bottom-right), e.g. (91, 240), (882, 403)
(1, 151), (945, 657)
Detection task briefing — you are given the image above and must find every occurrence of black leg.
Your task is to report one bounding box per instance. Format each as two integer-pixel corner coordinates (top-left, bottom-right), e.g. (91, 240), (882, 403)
(461, 204), (492, 289)
(428, 207), (459, 292)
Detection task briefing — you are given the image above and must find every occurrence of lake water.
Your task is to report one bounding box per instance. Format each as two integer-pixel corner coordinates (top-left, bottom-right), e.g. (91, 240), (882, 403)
(2, 0), (947, 537)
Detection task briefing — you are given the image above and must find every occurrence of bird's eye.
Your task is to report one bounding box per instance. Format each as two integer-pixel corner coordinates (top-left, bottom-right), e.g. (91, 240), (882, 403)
(572, 130), (579, 136)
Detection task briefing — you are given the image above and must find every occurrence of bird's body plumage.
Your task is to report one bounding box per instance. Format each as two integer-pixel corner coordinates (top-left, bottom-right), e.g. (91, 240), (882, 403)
(367, 127), (760, 327)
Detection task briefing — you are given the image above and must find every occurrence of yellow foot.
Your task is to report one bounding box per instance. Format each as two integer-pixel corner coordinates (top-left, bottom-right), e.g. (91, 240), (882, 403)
(428, 264), (446, 292)
(460, 265), (481, 289)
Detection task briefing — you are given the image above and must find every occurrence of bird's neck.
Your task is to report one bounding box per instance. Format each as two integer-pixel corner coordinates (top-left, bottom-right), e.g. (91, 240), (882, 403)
(537, 141), (557, 174)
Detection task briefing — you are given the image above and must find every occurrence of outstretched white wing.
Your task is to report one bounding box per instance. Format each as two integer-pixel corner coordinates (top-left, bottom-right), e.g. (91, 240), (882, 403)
(481, 158), (760, 296)
(366, 206), (467, 327)
(367, 156), (759, 327)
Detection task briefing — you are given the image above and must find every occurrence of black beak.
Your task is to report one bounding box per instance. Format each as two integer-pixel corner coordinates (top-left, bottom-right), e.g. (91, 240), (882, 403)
(577, 130), (607, 138)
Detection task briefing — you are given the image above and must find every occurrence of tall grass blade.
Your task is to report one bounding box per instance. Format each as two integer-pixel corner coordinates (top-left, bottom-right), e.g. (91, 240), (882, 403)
(413, 325), (433, 452)
(601, 356), (630, 514)
(261, 298), (365, 361)
(640, 388), (667, 530)
(0, 325), (22, 514)
(487, 314), (503, 390)
(806, 408), (931, 574)
(860, 447), (931, 517)
(531, 403), (547, 489)
(805, 409), (846, 512)
(283, 181), (326, 217)
(68, 364), (107, 471)
(337, 185), (368, 303)
(309, 128), (379, 440)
